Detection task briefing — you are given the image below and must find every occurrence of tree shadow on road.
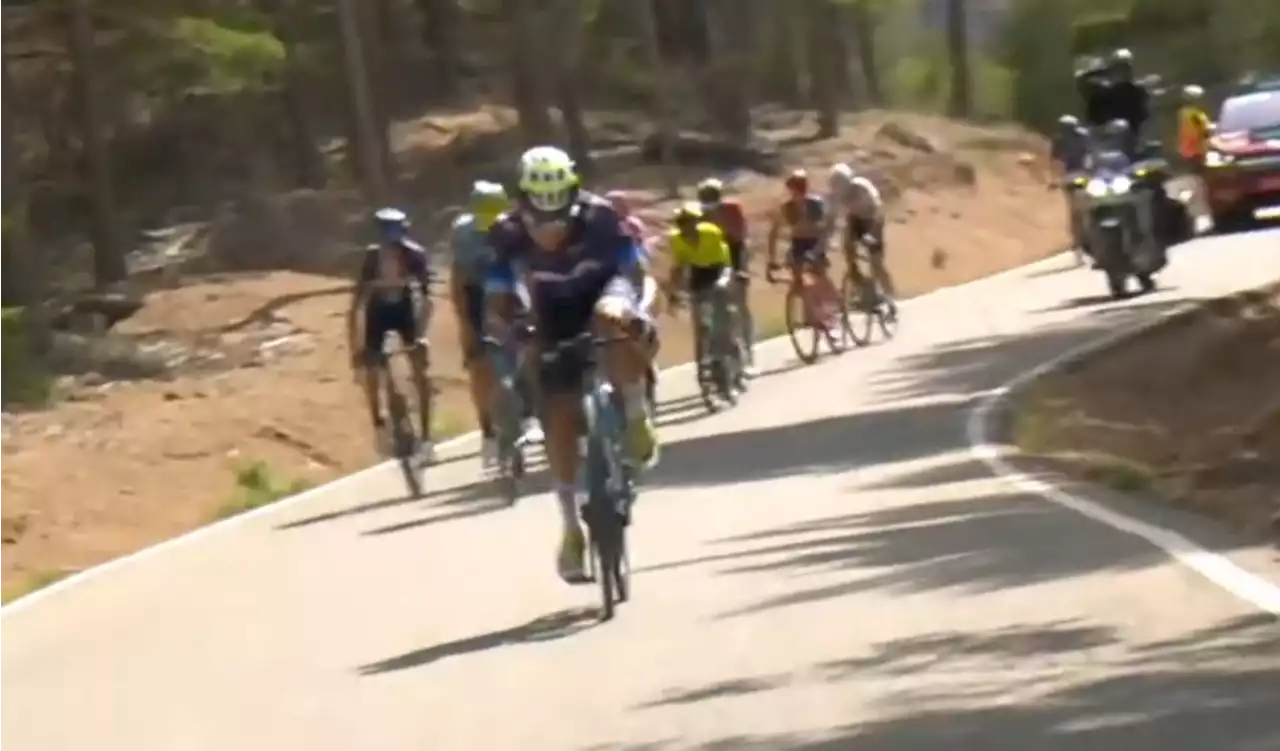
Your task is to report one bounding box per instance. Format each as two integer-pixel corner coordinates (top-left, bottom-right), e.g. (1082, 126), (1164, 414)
(601, 614), (1280, 750)
(356, 606), (600, 676)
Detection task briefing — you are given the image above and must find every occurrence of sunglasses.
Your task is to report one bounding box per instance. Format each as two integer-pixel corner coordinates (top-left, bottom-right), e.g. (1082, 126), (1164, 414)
(519, 208), (570, 233)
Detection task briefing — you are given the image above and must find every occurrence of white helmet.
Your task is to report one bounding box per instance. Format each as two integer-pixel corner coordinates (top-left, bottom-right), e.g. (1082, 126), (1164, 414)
(517, 146), (578, 213)
(1182, 84), (1204, 100)
(829, 162), (855, 188)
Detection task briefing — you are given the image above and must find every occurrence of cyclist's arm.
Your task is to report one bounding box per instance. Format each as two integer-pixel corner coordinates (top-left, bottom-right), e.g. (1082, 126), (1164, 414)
(347, 248), (376, 361)
(481, 226), (521, 338)
(765, 209), (782, 266)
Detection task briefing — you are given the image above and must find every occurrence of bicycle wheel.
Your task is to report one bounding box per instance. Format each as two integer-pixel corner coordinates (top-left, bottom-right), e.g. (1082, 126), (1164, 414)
(784, 285), (820, 365)
(495, 379), (527, 504)
(840, 271), (874, 347)
(582, 392), (630, 621)
(876, 290), (900, 340)
(385, 380), (423, 498)
(693, 309), (719, 413)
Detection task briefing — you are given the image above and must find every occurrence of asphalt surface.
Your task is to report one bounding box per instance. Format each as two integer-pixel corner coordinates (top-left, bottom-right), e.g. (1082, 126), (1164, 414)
(5, 227), (1280, 751)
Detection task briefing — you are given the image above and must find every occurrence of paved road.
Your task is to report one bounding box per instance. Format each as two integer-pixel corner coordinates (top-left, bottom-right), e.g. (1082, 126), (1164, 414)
(6, 229), (1280, 751)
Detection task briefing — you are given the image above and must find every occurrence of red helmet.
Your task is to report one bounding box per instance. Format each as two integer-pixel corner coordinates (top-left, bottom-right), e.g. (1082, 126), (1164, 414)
(784, 169), (808, 193)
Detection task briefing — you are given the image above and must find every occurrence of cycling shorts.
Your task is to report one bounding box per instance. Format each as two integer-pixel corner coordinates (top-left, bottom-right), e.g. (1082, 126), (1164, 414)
(363, 296), (418, 365)
(847, 216), (886, 258)
(686, 264), (729, 295)
(533, 275), (644, 396)
(788, 237), (825, 268)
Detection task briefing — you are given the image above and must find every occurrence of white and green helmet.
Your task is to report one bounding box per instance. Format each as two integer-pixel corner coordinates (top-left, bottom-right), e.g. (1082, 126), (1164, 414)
(517, 145), (578, 213)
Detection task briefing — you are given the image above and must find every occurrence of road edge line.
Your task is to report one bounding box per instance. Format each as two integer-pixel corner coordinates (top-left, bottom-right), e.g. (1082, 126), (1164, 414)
(2, 250), (1073, 618)
(966, 285), (1280, 617)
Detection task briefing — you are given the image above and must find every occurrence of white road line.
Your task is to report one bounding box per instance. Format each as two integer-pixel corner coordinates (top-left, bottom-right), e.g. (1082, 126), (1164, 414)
(1, 251), (1073, 619)
(967, 292), (1280, 617)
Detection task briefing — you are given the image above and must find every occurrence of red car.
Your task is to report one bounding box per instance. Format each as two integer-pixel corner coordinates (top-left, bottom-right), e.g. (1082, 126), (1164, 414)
(1203, 86), (1280, 229)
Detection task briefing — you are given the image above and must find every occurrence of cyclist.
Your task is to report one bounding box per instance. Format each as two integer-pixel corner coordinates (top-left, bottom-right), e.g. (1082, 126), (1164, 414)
(605, 189), (662, 390)
(1049, 114), (1091, 264)
(347, 207), (434, 459)
(664, 202), (740, 386)
(696, 177), (756, 375)
(824, 163), (897, 317)
(605, 190), (652, 262)
(765, 169), (839, 327)
(449, 180), (541, 468)
(484, 145), (657, 583)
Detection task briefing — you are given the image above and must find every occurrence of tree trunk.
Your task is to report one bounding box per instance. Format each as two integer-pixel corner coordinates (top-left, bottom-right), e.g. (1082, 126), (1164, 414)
(704, 0), (753, 143)
(505, 0), (555, 146)
(553, 0), (591, 172)
(359, 0), (396, 186)
(850, 0), (884, 106)
(2, 53), (44, 309)
(635, 0), (679, 197)
(807, 0), (841, 138)
(945, 0), (972, 118)
(336, 0), (390, 203)
(259, 0), (326, 189)
(65, 0), (126, 286)
(415, 0), (462, 99)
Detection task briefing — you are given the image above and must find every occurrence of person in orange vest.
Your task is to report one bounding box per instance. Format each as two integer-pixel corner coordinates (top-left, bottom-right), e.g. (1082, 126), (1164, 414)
(1176, 84), (1212, 215)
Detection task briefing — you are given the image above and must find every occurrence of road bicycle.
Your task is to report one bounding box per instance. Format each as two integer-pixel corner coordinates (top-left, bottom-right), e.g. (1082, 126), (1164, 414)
(539, 328), (641, 621)
(767, 255), (856, 364)
(670, 277), (746, 412)
(841, 247), (899, 344)
(376, 347), (431, 498)
(481, 327), (534, 506)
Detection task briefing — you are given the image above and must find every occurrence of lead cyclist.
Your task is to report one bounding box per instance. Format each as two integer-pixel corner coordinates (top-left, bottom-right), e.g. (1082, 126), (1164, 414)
(824, 163), (897, 317)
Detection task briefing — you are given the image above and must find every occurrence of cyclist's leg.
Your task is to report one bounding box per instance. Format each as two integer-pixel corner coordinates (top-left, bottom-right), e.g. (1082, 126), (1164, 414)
(393, 298), (433, 450)
(535, 302), (591, 582)
(867, 219), (896, 298)
(727, 238), (755, 368)
(454, 277), (498, 457)
(595, 276), (658, 469)
(360, 302), (391, 436)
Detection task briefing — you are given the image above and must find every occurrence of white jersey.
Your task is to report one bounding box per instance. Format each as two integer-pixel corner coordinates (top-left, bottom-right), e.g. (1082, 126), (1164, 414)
(828, 175), (883, 221)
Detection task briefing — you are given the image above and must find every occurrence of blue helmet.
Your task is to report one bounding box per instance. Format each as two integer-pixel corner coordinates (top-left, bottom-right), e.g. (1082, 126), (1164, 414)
(373, 207), (410, 241)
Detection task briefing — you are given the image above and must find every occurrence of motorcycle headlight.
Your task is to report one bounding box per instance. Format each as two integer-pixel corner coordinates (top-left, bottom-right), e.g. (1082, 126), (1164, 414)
(1204, 150), (1231, 168)
(1110, 176), (1133, 193)
(1085, 179), (1109, 197)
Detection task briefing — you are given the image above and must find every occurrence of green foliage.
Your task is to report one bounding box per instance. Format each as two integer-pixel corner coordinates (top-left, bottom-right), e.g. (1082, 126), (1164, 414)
(217, 459), (310, 519)
(165, 16), (286, 95)
(1, 307), (54, 409)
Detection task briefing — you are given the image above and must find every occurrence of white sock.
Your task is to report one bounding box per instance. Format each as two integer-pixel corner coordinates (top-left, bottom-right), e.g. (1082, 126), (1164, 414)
(555, 483), (579, 530)
(622, 383), (648, 420)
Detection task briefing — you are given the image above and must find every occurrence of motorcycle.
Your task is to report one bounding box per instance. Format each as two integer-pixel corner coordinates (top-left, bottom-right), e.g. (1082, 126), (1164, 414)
(1073, 149), (1165, 298)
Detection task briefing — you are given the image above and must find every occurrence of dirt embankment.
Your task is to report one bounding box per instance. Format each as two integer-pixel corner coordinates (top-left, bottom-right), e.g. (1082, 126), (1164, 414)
(1015, 285), (1280, 539)
(1, 111), (1067, 597)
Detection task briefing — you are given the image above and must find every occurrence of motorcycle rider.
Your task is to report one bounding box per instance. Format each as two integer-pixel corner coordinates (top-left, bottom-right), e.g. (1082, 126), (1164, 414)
(1076, 48), (1149, 157)
(1049, 114), (1091, 264)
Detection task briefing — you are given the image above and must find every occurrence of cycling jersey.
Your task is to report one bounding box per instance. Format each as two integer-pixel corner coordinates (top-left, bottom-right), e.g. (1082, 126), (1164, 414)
(669, 222), (731, 268)
(703, 200), (747, 242)
(358, 238), (430, 363)
(485, 191), (642, 346)
(781, 194), (826, 239)
(449, 212), (498, 286)
(359, 238), (431, 302)
(827, 176), (882, 221)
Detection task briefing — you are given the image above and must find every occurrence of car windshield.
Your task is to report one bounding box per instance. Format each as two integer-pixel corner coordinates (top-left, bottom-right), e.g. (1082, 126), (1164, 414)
(1218, 92), (1280, 133)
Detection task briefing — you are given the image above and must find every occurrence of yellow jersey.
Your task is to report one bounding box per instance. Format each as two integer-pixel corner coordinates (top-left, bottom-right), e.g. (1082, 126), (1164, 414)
(668, 222), (731, 268)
